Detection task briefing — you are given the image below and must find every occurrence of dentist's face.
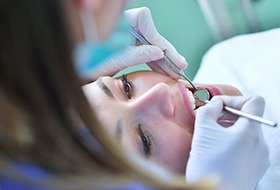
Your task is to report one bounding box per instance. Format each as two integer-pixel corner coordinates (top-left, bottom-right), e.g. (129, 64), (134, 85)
(83, 71), (241, 174)
(62, 0), (127, 43)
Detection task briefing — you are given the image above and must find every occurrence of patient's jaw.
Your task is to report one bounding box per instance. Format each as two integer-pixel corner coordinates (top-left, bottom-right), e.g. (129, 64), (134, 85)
(82, 70), (241, 174)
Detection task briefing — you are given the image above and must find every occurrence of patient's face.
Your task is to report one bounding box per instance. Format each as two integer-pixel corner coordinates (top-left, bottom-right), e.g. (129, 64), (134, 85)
(83, 71), (241, 174)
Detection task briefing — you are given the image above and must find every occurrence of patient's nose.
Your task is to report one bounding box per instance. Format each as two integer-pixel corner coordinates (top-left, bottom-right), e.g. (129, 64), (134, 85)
(130, 83), (174, 118)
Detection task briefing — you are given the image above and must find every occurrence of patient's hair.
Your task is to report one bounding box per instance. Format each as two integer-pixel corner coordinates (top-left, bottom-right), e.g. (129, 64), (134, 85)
(0, 1), (213, 189)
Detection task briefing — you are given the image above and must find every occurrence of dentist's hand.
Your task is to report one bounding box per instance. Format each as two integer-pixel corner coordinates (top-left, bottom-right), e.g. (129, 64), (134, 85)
(186, 96), (269, 190)
(89, 7), (188, 79)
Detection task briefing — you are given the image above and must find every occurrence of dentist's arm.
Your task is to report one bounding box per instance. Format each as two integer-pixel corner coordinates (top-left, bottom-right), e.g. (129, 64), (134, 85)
(88, 7), (188, 79)
(186, 96), (269, 190)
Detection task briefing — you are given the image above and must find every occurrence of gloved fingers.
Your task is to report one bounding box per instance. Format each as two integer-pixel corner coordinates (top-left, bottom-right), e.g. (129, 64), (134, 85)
(214, 95), (249, 110)
(125, 7), (188, 73)
(216, 95), (265, 126)
(144, 36), (188, 78)
(213, 96), (265, 131)
(216, 95), (264, 116)
(195, 97), (224, 125)
(146, 39), (188, 79)
(118, 45), (164, 66)
(232, 115), (263, 136)
(217, 113), (239, 127)
(239, 96), (265, 116)
(85, 55), (125, 79)
(87, 45), (164, 79)
(230, 109), (264, 140)
(147, 59), (182, 79)
(230, 96), (265, 131)
(212, 96), (240, 126)
(162, 39), (188, 70)
(189, 96), (269, 190)
(124, 7), (166, 50)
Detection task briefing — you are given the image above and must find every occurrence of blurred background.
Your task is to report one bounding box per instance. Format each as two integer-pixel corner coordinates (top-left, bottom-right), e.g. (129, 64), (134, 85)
(125, 0), (280, 79)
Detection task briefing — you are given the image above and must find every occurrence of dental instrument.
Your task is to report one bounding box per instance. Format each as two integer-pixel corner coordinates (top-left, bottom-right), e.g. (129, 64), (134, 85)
(195, 96), (277, 127)
(128, 26), (210, 101)
(128, 26), (277, 127)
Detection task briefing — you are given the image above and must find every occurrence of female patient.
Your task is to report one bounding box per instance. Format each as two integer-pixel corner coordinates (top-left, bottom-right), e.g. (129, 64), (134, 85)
(82, 70), (263, 174)
(0, 0), (268, 189)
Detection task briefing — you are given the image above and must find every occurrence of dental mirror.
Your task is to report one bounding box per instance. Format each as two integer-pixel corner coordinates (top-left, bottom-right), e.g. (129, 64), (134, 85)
(194, 88), (210, 101)
(180, 74), (210, 101)
(180, 74), (210, 107)
(193, 88), (210, 108)
(179, 73), (210, 100)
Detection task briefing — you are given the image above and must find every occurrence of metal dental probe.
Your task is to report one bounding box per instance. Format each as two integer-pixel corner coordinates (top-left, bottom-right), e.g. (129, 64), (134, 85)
(195, 96), (277, 127)
(128, 25), (210, 100)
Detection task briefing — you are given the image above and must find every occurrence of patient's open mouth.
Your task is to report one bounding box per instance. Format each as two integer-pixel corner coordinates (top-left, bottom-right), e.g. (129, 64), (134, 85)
(190, 85), (222, 109)
(184, 84), (222, 110)
(190, 85), (222, 99)
(185, 88), (196, 109)
(177, 83), (196, 117)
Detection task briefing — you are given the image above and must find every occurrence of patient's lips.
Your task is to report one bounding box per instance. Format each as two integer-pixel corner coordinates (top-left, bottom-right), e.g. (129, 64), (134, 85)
(207, 86), (222, 97)
(197, 85), (222, 97)
(186, 89), (196, 109)
(177, 83), (196, 117)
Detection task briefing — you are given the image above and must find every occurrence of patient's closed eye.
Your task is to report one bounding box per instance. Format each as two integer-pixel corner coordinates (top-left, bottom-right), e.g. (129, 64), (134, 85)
(121, 75), (133, 99)
(137, 124), (152, 158)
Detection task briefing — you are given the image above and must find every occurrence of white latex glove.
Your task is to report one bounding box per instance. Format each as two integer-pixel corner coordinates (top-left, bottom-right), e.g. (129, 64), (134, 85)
(89, 7), (188, 79)
(186, 96), (269, 190)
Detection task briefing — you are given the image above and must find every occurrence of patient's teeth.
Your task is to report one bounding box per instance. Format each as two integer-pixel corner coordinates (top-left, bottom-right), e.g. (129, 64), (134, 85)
(186, 89), (196, 109)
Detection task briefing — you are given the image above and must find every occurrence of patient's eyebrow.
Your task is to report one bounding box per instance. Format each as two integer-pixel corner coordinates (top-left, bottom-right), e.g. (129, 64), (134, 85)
(97, 77), (114, 99)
